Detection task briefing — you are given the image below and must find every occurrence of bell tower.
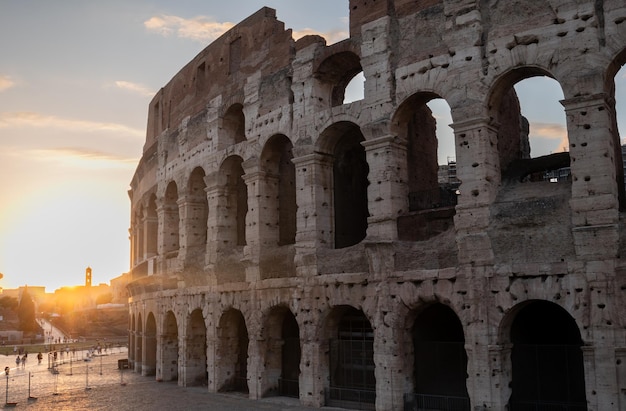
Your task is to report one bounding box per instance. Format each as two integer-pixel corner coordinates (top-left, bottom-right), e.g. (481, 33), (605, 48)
(85, 266), (92, 287)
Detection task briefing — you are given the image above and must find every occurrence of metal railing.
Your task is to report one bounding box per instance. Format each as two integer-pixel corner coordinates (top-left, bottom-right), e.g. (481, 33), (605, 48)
(326, 386), (375, 410)
(508, 400), (588, 411)
(404, 393), (470, 411)
(278, 377), (298, 398)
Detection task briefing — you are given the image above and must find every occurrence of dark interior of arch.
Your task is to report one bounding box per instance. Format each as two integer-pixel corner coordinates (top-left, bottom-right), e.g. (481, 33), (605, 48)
(329, 307), (375, 405)
(412, 304), (469, 407)
(280, 312), (300, 397)
(163, 312), (178, 382)
(333, 127), (369, 249)
(509, 301), (587, 409)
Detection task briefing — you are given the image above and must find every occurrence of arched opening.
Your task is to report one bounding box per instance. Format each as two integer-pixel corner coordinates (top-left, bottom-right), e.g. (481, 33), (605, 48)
(316, 51), (363, 107)
(145, 195), (158, 272)
(144, 312), (157, 376)
(608, 53), (626, 210)
(129, 313), (135, 364)
(490, 70), (569, 183)
(220, 156), (247, 247)
(327, 306), (375, 409)
(217, 309), (249, 393)
(323, 122), (369, 249)
(163, 181), (180, 256)
(135, 313), (143, 372)
(185, 309), (207, 386)
(344, 71), (365, 104)
(508, 301), (586, 410)
(162, 310), (179, 382)
(409, 304), (469, 410)
(261, 135), (296, 246)
(261, 306), (301, 398)
(392, 93), (457, 241)
(215, 156), (247, 283)
(185, 167), (209, 267)
(259, 135), (297, 279)
(222, 103), (246, 147)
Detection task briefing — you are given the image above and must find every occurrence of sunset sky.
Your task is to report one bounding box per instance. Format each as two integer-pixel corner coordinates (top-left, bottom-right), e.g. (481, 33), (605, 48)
(0, 1), (624, 291)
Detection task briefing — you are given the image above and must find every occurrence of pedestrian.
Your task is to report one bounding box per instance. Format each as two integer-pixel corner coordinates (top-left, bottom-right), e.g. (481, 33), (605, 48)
(15, 355), (19, 367)
(20, 355), (26, 369)
(37, 352), (43, 365)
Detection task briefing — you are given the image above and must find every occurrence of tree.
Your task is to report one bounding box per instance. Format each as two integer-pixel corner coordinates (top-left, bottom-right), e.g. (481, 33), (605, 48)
(17, 288), (40, 333)
(0, 296), (18, 310)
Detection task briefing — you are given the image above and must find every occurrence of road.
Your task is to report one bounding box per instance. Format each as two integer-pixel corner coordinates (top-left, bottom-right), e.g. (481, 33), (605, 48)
(37, 318), (67, 344)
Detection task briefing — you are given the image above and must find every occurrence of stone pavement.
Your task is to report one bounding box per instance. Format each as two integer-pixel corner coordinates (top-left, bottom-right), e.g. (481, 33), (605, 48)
(0, 350), (345, 410)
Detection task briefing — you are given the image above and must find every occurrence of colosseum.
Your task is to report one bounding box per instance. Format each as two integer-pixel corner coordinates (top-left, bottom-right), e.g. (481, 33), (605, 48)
(127, 1), (626, 410)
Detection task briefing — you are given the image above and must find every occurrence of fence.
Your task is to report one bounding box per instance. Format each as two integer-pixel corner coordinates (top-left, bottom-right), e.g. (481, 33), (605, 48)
(1, 348), (134, 405)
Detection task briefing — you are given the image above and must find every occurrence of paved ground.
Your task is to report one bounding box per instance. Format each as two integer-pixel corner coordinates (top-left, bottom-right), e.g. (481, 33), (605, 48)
(0, 349), (345, 410)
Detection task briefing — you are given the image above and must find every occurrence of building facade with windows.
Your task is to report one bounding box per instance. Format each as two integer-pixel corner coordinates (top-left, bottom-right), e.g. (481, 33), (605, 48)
(127, 2), (626, 410)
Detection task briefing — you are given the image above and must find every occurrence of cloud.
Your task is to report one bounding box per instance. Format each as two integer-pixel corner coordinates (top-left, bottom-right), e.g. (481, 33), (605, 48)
(31, 147), (139, 166)
(144, 14), (349, 45)
(292, 28), (349, 45)
(144, 15), (234, 42)
(114, 80), (155, 97)
(0, 112), (144, 138)
(0, 75), (15, 92)
(529, 122), (567, 140)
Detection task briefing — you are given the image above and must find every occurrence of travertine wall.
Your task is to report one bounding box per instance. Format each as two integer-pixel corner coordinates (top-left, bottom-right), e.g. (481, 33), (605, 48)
(127, 2), (626, 410)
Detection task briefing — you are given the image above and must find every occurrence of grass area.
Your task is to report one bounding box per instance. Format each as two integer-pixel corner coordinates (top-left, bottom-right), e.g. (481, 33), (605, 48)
(0, 338), (127, 356)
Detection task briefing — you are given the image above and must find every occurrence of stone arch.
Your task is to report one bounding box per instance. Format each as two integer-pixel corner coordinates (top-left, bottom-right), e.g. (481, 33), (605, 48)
(214, 156), (247, 283)
(488, 66), (569, 182)
(162, 181), (180, 256)
(220, 103), (246, 148)
(185, 308), (207, 386)
(184, 167), (209, 267)
(216, 308), (249, 393)
(260, 134), (296, 246)
(391, 92), (458, 241)
(317, 121), (369, 249)
(501, 300), (587, 409)
(135, 312), (143, 372)
(405, 303), (470, 410)
(145, 194), (158, 263)
(259, 305), (301, 398)
(129, 312), (136, 364)
(314, 49), (363, 107)
(322, 305), (376, 408)
(162, 310), (179, 382)
(605, 49), (626, 209)
(144, 312), (157, 376)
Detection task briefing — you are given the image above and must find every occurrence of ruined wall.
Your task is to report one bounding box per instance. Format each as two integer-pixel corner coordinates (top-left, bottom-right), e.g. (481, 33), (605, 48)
(127, 1), (626, 410)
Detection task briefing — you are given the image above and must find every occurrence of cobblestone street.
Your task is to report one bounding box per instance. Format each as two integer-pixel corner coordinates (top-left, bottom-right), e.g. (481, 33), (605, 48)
(0, 350), (342, 410)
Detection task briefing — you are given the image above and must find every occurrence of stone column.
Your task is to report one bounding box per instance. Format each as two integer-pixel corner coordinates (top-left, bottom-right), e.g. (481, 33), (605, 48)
(373, 307), (406, 410)
(362, 135), (408, 242)
(241, 167), (264, 283)
(451, 117), (500, 266)
(292, 153), (334, 277)
(562, 94), (620, 260)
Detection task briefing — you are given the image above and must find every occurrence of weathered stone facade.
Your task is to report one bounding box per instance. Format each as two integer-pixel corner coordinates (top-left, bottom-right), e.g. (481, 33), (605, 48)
(127, 2), (626, 410)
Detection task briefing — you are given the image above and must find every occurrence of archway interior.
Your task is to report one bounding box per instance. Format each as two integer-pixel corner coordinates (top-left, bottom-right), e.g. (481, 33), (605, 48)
(412, 304), (469, 410)
(328, 307), (375, 406)
(145, 313), (157, 376)
(163, 182), (180, 254)
(496, 74), (569, 183)
(218, 309), (249, 393)
(186, 167), (208, 266)
(163, 311), (178, 382)
(186, 309), (207, 386)
(280, 312), (300, 397)
(332, 125), (369, 249)
(509, 301), (587, 409)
